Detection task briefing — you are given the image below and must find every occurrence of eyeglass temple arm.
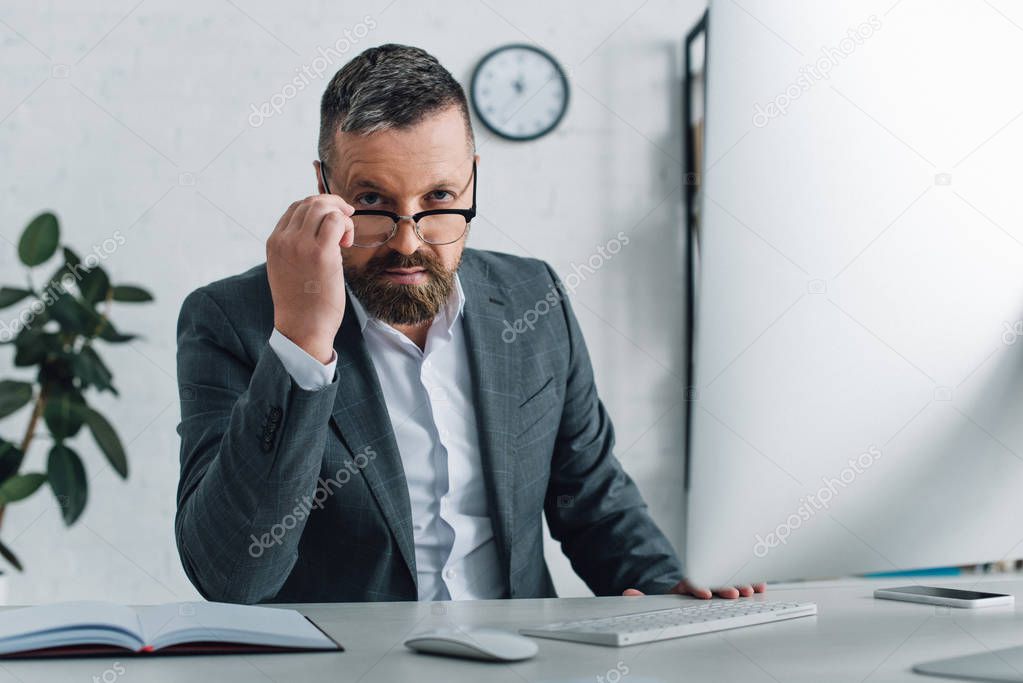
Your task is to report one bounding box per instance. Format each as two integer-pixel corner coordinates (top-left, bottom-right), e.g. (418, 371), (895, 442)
(319, 161), (332, 195)
(471, 160), (477, 214)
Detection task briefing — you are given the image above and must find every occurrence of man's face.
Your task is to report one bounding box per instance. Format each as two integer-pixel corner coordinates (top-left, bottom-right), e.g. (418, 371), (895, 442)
(317, 105), (477, 326)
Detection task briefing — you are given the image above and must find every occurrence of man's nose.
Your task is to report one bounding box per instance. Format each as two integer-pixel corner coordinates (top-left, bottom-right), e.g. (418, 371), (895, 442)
(389, 218), (420, 256)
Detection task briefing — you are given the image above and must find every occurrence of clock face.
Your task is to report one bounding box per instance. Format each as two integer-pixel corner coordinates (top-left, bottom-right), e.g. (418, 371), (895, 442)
(470, 44), (569, 141)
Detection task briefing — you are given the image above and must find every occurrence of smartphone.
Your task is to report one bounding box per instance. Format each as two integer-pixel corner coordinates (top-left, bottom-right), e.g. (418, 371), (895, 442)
(874, 585), (1014, 608)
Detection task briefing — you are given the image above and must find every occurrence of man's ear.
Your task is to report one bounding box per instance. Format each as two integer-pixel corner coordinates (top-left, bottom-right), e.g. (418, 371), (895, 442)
(313, 160), (327, 194)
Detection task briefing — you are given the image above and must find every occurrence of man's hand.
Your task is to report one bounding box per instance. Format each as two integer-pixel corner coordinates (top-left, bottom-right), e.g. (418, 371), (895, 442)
(267, 195), (355, 363)
(623, 579), (767, 599)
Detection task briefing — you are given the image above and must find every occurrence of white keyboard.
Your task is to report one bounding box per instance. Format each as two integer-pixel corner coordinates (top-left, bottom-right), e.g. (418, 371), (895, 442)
(520, 600), (818, 647)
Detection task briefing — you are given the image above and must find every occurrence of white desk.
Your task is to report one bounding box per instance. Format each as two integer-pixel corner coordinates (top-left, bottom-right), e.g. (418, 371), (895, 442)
(3, 573), (1023, 682)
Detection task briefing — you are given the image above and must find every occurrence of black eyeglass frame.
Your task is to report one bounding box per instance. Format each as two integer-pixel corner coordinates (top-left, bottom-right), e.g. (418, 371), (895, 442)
(318, 160), (477, 247)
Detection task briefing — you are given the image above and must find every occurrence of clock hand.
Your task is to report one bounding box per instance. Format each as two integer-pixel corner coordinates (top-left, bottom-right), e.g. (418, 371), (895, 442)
(499, 77), (533, 121)
(513, 73), (525, 95)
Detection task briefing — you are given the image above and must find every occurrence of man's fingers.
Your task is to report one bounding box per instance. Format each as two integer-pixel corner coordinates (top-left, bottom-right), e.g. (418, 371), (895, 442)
(683, 580), (713, 599)
(315, 208), (354, 241)
(315, 211), (349, 246)
(622, 589), (644, 596)
(670, 580), (713, 599)
(662, 580), (766, 599)
(304, 191), (356, 216)
(338, 213), (355, 247)
(273, 200), (302, 236)
(314, 192), (356, 216)
(286, 201), (314, 237)
(335, 195), (356, 216)
(301, 198), (347, 236)
(282, 196), (355, 234)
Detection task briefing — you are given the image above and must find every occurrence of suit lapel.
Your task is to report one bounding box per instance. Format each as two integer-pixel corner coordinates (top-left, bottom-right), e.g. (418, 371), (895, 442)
(459, 254), (519, 594)
(328, 307), (417, 587)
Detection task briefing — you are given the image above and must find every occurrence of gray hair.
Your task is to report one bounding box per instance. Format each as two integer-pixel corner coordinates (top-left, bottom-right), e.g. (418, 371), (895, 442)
(318, 44), (475, 166)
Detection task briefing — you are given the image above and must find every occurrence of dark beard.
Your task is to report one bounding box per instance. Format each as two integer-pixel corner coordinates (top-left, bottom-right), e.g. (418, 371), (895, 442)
(344, 250), (459, 326)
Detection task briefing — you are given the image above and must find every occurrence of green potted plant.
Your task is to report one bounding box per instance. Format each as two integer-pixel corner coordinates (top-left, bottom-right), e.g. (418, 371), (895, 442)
(0, 211), (152, 587)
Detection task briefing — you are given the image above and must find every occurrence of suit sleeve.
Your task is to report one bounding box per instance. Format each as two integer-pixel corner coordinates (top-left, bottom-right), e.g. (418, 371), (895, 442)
(175, 288), (340, 603)
(541, 264), (683, 595)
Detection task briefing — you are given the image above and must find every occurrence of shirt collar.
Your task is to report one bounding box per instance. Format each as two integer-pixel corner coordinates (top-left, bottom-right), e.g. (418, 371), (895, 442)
(347, 272), (466, 335)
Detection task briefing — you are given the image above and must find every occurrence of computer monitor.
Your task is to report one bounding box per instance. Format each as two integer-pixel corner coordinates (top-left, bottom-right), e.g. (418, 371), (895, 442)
(684, 0), (1023, 587)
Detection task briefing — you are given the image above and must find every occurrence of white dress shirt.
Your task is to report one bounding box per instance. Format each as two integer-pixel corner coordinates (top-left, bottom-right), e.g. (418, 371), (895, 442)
(268, 275), (504, 600)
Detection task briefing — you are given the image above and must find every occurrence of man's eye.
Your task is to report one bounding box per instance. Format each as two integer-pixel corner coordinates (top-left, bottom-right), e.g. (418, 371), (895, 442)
(429, 190), (453, 201)
(357, 193), (381, 206)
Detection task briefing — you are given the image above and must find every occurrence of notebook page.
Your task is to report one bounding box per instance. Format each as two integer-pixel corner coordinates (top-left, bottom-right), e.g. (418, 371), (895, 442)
(136, 602), (334, 651)
(0, 602), (143, 653)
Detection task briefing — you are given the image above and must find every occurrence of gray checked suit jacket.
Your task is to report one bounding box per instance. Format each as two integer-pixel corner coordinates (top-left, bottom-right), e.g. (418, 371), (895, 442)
(175, 248), (682, 603)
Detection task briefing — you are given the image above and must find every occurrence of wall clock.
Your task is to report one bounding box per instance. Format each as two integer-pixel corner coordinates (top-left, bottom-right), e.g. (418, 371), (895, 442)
(470, 44), (570, 141)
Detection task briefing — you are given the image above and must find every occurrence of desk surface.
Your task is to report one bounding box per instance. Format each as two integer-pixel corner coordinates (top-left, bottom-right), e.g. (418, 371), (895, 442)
(4, 573), (1023, 682)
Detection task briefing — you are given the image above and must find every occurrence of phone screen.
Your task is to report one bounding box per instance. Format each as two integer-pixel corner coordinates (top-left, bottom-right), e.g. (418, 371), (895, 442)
(889, 586), (1008, 600)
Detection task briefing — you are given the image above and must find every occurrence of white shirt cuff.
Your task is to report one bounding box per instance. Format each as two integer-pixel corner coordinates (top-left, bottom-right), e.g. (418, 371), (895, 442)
(268, 328), (337, 391)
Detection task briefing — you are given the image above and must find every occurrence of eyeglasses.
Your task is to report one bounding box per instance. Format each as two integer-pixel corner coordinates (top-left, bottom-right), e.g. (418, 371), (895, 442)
(318, 160), (477, 248)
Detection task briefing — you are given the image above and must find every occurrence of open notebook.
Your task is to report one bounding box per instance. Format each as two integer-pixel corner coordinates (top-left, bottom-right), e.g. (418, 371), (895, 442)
(0, 601), (341, 658)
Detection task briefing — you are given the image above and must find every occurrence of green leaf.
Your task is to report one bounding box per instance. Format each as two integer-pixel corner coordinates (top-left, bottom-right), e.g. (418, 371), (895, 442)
(14, 329), (60, 367)
(0, 287), (32, 309)
(111, 285), (153, 303)
(43, 389), (87, 439)
(85, 409), (127, 478)
(72, 346), (117, 395)
(79, 266), (110, 305)
(13, 329), (45, 367)
(18, 212), (60, 267)
(0, 472), (46, 505)
(94, 319), (136, 343)
(47, 253), (80, 294)
(62, 247), (81, 269)
(49, 293), (101, 336)
(37, 355), (76, 391)
(0, 538), (23, 572)
(47, 443), (87, 525)
(0, 380), (33, 419)
(0, 439), (24, 481)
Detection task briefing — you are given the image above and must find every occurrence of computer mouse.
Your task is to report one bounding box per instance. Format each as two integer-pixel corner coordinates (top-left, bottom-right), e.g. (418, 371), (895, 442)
(404, 627), (539, 662)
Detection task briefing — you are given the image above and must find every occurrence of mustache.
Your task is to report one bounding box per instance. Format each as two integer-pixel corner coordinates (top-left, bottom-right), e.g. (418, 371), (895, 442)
(360, 250), (448, 280)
